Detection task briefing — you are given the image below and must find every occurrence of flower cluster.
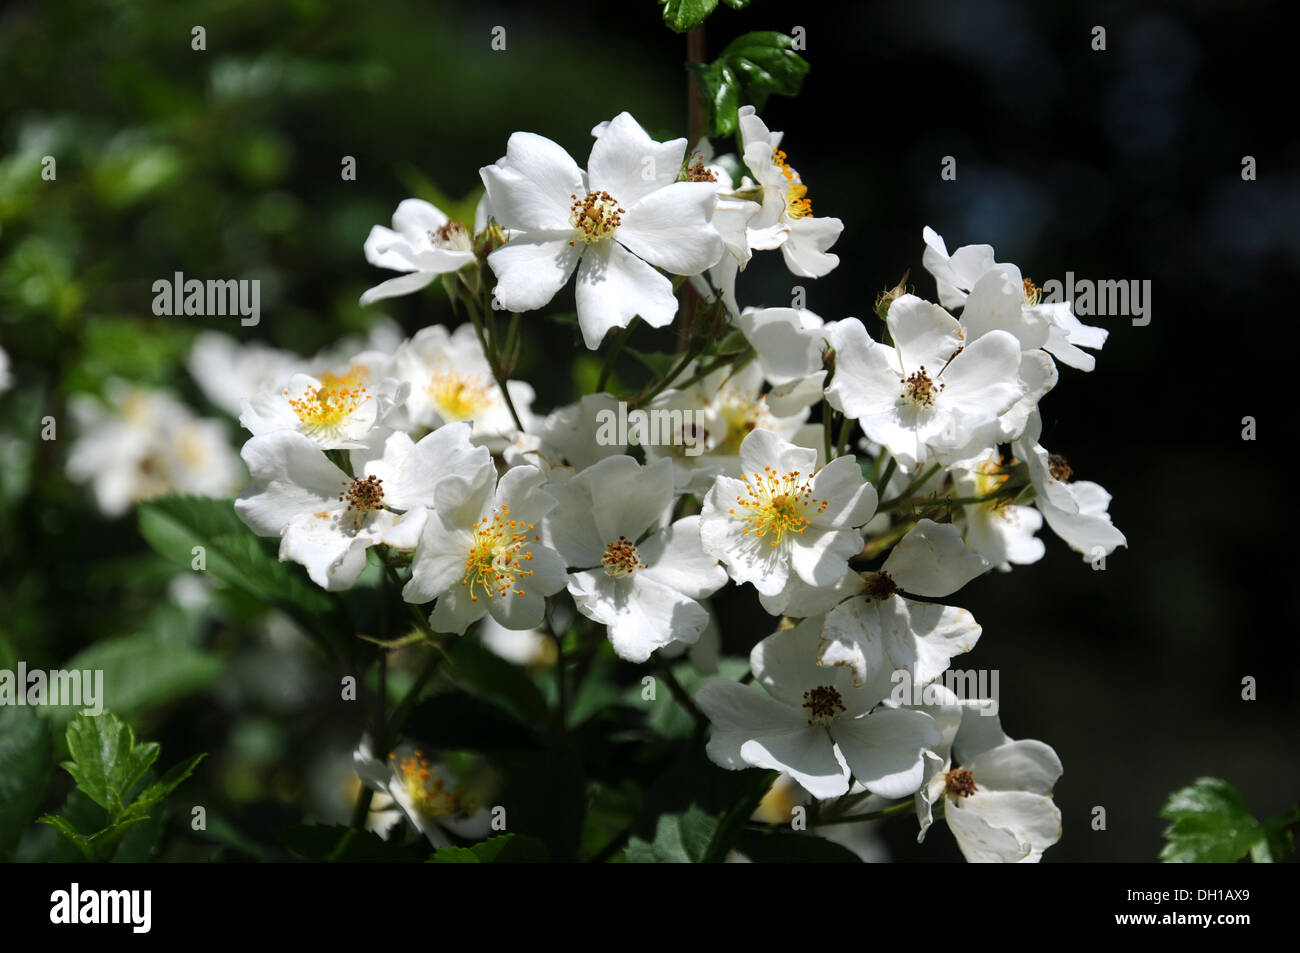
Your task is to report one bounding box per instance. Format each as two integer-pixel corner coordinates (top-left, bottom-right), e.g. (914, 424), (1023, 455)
(223, 109), (1123, 861)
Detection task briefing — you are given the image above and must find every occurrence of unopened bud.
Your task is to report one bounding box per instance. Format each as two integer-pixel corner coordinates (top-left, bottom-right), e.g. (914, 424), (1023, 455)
(875, 269), (911, 320)
(473, 218), (508, 258)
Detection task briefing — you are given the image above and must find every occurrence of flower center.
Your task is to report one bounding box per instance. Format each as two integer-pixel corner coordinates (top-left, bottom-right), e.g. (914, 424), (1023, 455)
(461, 504), (538, 602)
(286, 381), (370, 436)
(802, 685), (846, 726)
(390, 750), (463, 818)
(1048, 454), (1073, 483)
(338, 475), (385, 532)
(427, 368), (493, 422)
(861, 570), (899, 602)
(773, 148), (813, 220)
(1022, 277), (1042, 307)
(429, 220), (472, 252)
(945, 768), (978, 798)
(686, 158), (717, 183)
(730, 466), (826, 547)
(602, 536), (646, 577)
(716, 391), (776, 456)
(900, 366), (943, 408)
(975, 457), (1014, 512)
(568, 190), (624, 245)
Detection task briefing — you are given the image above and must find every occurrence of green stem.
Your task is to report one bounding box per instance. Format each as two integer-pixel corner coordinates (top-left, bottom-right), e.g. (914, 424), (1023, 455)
(835, 416), (853, 459)
(822, 402), (834, 462)
(823, 800), (915, 825)
(466, 297), (525, 433)
(659, 664), (708, 738)
(634, 346), (698, 407)
(597, 317), (639, 392)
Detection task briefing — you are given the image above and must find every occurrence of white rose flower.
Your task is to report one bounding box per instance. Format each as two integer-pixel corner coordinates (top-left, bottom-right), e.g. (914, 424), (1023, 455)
(699, 428), (877, 597)
(696, 617), (940, 799)
(545, 455), (727, 662)
(913, 686), (1063, 863)
(403, 464), (567, 633)
(235, 422), (491, 591)
(359, 198), (476, 306)
(825, 299), (1025, 471)
(480, 111), (723, 349)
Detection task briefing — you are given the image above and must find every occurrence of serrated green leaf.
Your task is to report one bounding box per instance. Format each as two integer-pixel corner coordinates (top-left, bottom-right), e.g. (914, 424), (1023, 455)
(1159, 777), (1265, 863)
(36, 812), (148, 862)
(122, 753), (206, 820)
(429, 833), (549, 863)
(720, 31), (810, 111)
(137, 496), (346, 655)
(62, 712), (157, 815)
(661, 0), (719, 33)
(0, 706), (52, 856)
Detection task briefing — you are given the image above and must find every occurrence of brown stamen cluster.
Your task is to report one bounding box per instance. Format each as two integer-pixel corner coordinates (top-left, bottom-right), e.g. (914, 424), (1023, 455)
(861, 570), (899, 602)
(901, 366), (944, 407)
(339, 475), (384, 531)
(568, 190), (624, 245)
(687, 158), (717, 183)
(430, 220), (471, 252)
(945, 768), (978, 798)
(1048, 454), (1073, 483)
(602, 536), (647, 577)
(802, 685), (846, 725)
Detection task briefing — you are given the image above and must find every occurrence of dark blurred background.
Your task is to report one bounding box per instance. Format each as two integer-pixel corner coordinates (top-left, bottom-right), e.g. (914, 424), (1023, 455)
(0, 0), (1294, 861)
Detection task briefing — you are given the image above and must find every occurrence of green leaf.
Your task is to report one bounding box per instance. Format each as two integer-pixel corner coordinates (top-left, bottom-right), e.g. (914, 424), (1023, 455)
(689, 61), (741, 137)
(444, 636), (549, 724)
(36, 812), (147, 863)
(137, 496), (347, 655)
(48, 631), (223, 728)
(61, 711), (158, 816)
(1159, 777), (1267, 863)
(693, 32), (810, 138)
(719, 0), (750, 7)
(625, 745), (776, 862)
(0, 706), (52, 856)
(720, 31), (811, 111)
(660, 0), (718, 33)
(429, 833), (549, 863)
(625, 347), (687, 382)
(735, 828), (862, 863)
(278, 824), (425, 863)
(122, 753), (207, 821)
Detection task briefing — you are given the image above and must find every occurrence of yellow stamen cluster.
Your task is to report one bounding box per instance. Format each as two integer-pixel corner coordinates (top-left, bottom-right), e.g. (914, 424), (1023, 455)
(286, 381), (369, 435)
(945, 768), (978, 798)
(900, 366), (943, 408)
(773, 148), (813, 219)
(716, 391), (777, 456)
(389, 750), (464, 817)
(427, 367), (493, 422)
(1023, 277), (1042, 307)
(338, 475), (384, 531)
(730, 466), (827, 548)
(461, 504), (538, 602)
(802, 685), (846, 726)
(602, 536), (646, 578)
(568, 190), (624, 245)
(974, 456), (1014, 513)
